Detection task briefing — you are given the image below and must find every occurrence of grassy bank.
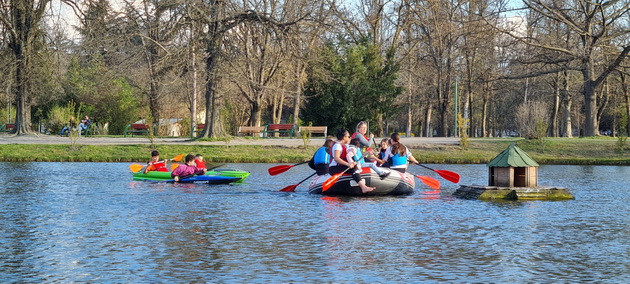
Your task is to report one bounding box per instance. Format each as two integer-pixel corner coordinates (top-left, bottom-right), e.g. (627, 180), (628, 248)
(0, 137), (628, 165)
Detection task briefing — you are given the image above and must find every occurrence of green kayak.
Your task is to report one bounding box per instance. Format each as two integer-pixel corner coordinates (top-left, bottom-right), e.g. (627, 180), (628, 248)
(133, 168), (250, 183)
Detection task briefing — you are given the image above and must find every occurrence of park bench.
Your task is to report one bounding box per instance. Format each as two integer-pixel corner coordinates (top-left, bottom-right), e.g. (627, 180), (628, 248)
(264, 124), (296, 138)
(193, 123), (205, 136)
(124, 123), (152, 137)
(237, 126), (265, 136)
(298, 126), (328, 137)
(0, 123), (15, 133)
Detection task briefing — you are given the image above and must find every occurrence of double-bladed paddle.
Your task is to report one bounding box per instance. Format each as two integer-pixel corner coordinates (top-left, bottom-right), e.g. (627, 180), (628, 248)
(129, 154), (185, 173)
(268, 161), (309, 176)
(279, 173), (317, 192)
(416, 164), (460, 184)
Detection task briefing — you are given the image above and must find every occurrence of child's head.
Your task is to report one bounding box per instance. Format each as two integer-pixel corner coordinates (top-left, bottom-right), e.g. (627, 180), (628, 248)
(150, 150), (160, 160)
(380, 138), (390, 149)
(185, 154), (196, 165)
(336, 129), (349, 141)
(323, 138), (335, 149)
(350, 138), (361, 147)
(195, 154), (203, 161)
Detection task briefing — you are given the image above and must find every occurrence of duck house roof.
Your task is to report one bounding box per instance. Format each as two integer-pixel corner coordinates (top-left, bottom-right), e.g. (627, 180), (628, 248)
(487, 143), (539, 168)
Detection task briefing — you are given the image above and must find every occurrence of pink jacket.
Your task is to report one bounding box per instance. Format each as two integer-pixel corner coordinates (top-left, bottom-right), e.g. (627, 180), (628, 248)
(171, 164), (204, 178)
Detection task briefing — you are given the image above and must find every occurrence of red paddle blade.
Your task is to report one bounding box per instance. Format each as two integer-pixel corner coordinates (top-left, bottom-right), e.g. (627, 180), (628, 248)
(279, 184), (298, 192)
(268, 165), (293, 176)
(322, 173), (343, 192)
(435, 170), (460, 183)
(423, 190), (440, 195)
(415, 175), (441, 190)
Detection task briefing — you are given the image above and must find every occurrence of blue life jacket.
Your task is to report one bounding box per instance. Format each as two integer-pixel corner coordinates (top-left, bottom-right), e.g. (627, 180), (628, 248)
(313, 147), (331, 165)
(391, 153), (407, 167)
(352, 146), (365, 165)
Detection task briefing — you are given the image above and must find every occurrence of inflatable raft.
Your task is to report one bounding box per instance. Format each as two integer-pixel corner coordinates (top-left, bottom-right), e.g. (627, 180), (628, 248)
(132, 168), (250, 184)
(308, 168), (415, 196)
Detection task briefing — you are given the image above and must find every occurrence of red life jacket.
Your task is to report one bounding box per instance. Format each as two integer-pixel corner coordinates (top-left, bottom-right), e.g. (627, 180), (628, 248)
(334, 142), (348, 164)
(148, 161), (168, 172)
(195, 160), (206, 169)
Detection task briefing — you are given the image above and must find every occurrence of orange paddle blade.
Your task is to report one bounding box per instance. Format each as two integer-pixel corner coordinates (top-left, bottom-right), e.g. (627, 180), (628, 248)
(129, 164), (145, 173)
(172, 154), (185, 162)
(171, 164), (179, 171)
(322, 172), (344, 192)
(414, 175), (441, 190)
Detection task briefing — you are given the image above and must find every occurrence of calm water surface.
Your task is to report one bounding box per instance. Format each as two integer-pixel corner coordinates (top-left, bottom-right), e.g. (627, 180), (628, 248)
(0, 162), (628, 282)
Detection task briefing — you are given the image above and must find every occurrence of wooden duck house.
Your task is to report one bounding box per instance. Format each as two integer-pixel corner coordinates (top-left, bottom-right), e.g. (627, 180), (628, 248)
(488, 143), (538, 187)
(454, 143), (573, 201)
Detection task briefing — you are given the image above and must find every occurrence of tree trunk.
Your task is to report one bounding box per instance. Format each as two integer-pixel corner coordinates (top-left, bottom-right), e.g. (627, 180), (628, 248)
(424, 104), (432, 137)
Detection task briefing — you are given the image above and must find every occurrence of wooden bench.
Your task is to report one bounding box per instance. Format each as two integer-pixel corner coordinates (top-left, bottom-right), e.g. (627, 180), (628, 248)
(193, 124), (205, 136)
(237, 126), (265, 136)
(0, 123), (15, 133)
(124, 123), (151, 137)
(299, 126), (328, 137)
(264, 124), (296, 138)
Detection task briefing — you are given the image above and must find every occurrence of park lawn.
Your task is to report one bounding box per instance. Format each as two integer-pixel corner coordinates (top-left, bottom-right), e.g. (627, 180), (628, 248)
(0, 136), (628, 164)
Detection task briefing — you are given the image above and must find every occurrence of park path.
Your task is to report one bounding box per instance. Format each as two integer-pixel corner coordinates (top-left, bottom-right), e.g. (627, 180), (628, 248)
(0, 134), (459, 147)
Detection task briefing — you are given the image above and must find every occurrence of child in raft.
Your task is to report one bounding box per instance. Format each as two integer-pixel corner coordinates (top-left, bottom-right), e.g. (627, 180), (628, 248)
(309, 138), (335, 176)
(383, 133), (420, 173)
(143, 150), (169, 173)
(371, 138), (391, 167)
(329, 129), (375, 193)
(171, 154), (207, 182)
(348, 138), (390, 178)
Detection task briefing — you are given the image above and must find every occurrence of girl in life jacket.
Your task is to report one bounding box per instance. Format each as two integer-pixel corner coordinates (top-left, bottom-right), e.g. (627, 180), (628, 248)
(383, 133), (419, 173)
(309, 138), (335, 176)
(371, 138), (391, 167)
(348, 138), (390, 177)
(144, 150), (169, 173)
(329, 129), (375, 194)
(351, 121), (376, 162)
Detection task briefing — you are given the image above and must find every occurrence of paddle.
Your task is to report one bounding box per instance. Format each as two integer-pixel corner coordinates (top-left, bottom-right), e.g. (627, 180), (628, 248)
(411, 174), (441, 190)
(322, 167), (352, 192)
(416, 164), (460, 184)
(172, 162), (226, 172)
(129, 154), (185, 173)
(268, 161), (309, 176)
(279, 173), (317, 192)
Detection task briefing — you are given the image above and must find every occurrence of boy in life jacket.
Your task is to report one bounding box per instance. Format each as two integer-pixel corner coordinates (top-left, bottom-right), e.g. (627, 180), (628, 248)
(172, 154), (207, 182)
(308, 138), (335, 176)
(349, 138), (390, 178)
(143, 150), (169, 173)
(194, 154), (206, 169)
(371, 138), (391, 167)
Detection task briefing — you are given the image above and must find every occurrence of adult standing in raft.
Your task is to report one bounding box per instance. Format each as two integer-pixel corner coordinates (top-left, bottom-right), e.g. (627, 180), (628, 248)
(329, 129), (375, 193)
(383, 133), (420, 173)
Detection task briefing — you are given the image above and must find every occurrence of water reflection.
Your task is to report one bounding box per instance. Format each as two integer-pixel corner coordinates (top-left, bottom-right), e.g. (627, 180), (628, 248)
(0, 162), (628, 282)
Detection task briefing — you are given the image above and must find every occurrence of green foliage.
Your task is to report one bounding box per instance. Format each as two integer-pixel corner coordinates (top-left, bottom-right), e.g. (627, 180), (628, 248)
(0, 106), (16, 125)
(302, 39), (401, 132)
(300, 122), (313, 149)
(47, 101), (77, 134)
(616, 135), (627, 153)
(534, 120), (548, 153)
(63, 57), (141, 135)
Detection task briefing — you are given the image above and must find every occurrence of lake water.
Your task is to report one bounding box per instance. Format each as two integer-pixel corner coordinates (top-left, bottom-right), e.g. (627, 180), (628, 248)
(0, 162), (628, 282)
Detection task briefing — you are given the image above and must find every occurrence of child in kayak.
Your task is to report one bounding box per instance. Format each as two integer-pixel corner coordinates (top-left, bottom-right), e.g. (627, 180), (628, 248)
(143, 150), (169, 173)
(194, 154), (206, 169)
(172, 154), (207, 182)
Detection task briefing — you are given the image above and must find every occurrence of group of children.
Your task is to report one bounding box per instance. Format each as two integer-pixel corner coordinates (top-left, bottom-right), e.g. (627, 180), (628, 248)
(144, 150), (208, 182)
(309, 129), (419, 194)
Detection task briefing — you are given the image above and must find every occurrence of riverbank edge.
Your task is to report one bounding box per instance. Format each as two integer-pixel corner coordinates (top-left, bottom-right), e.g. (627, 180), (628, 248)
(0, 137), (628, 165)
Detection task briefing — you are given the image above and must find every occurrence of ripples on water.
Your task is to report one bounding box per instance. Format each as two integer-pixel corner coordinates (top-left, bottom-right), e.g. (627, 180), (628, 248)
(0, 163), (628, 282)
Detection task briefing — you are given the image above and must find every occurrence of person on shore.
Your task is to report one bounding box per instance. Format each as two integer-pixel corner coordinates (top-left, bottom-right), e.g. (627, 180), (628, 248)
(348, 138), (390, 177)
(309, 138), (335, 176)
(60, 116), (77, 136)
(383, 133), (419, 173)
(171, 154), (207, 182)
(144, 150), (169, 173)
(329, 129), (375, 193)
(78, 115), (91, 136)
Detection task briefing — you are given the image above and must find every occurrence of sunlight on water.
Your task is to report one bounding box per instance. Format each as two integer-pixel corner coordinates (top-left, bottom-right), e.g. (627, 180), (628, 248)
(0, 163), (628, 282)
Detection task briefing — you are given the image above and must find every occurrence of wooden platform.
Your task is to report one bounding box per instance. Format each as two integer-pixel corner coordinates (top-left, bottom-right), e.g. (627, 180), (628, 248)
(454, 185), (574, 201)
